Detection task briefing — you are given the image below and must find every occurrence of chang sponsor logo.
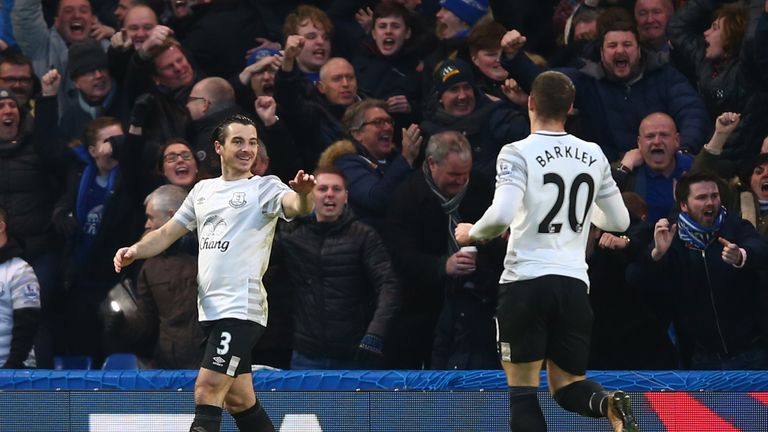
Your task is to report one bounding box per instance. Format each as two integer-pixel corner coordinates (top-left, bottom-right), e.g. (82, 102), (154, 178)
(199, 215), (230, 252)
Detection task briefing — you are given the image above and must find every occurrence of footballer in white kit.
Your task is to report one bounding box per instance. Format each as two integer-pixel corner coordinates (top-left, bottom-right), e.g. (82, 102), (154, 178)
(173, 175), (292, 326)
(456, 70), (637, 432)
(114, 114), (316, 432)
(493, 131), (624, 288)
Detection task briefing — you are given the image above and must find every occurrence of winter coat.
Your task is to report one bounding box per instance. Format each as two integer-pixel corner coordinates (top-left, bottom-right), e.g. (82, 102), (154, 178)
(504, 46), (711, 161)
(629, 215), (768, 360)
(0, 96), (68, 258)
(318, 139), (414, 232)
(282, 209), (401, 359)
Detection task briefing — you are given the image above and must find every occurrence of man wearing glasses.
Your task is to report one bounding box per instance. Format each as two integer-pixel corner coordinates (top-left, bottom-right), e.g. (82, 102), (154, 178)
(0, 53), (36, 113)
(316, 99), (422, 231)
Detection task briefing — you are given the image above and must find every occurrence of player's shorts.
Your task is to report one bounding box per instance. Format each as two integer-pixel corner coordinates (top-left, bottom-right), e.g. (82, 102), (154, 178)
(200, 318), (266, 376)
(496, 275), (593, 376)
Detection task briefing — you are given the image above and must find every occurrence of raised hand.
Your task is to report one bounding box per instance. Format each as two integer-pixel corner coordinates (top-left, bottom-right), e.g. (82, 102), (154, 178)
(501, 78), (528, 107)
(140, 25), (173, 56)
(355, 7), (374, 33)
(501, 30), (527, 59)
(90, 18), (116, 40)
(400, 123), (423, 165)
(255, 96), (277, 127)
(714, 112), (740, 135)
(289, 170), (316, 195)
(651, 218), (677, 261)
(41, 69), (61, 97)
(281, 35), (305, 71)
(386, 95), (411, 113)
(110, 30), (132, 51)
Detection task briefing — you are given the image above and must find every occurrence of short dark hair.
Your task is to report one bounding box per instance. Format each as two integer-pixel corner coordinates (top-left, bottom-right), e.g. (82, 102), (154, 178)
(0, 205), (7, 225)
(598, 7), (638, 46)
(84, 117), (122, 148)
(738, 153), (768, 190)
(0, 52), (34, 71)
(313, 167), (348, 188)
(530, 71), (575, 122)
(156, 137), (198, 173)
(373, 2), (411, 27)
(468, 20), (507, 56)
(212, 114), (257, 143)
(674, 171), (723, 206)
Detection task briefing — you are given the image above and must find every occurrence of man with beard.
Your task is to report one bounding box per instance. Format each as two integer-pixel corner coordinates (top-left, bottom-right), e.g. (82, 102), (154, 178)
(501, 14), (710, 162)
(630, 171), (768, 370)
(13, 0), (114, 112)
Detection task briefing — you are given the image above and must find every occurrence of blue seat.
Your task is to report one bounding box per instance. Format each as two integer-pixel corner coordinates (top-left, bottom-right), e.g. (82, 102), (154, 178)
(101, 353), (138, 370)
(53, 355), (93, 370)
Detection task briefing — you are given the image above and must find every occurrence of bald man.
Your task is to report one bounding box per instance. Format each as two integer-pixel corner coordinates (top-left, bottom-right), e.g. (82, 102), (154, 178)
(187, 77), (244, 176)
(613, 112), (695, 223)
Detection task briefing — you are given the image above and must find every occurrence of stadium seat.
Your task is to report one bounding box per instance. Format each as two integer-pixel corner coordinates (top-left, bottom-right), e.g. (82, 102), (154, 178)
(101, 353), (139, 370)
(53, 355), (93, 370)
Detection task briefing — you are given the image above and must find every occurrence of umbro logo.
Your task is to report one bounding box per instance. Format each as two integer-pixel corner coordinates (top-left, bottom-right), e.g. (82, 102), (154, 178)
(212, 356), (225, 367)
(196, 197), (206, 205)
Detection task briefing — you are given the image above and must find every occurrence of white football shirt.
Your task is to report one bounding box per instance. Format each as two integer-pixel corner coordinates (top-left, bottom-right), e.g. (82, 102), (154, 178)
(172, 175), (291, 325)
(0, 257), (41, 366)
(471, 131), (628, 287)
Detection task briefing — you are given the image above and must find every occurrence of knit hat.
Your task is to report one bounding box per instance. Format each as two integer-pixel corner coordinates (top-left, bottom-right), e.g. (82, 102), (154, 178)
(433, 58), (474, 97)
(247, 48), (281, 66)
(0, 88), (19, 106)
(439, 0), (489, 27)
(68, 39), (109, 79)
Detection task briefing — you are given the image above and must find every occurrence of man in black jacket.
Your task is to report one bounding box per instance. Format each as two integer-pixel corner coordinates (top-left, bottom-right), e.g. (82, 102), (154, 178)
(631, 171), (768, 369)
(385, 130), (503, 369)
(281, 168), (401, 369)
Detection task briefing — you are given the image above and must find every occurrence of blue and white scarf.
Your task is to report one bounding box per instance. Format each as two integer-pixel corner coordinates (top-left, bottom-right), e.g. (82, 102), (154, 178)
(677, 206), (727, 250)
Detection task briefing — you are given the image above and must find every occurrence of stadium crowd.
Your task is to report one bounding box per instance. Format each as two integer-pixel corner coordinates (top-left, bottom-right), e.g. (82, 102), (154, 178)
(0, 0), (767, 372)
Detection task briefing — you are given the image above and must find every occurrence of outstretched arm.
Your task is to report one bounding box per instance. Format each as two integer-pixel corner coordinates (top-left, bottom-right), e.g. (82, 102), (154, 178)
(114, 219), (189, 272)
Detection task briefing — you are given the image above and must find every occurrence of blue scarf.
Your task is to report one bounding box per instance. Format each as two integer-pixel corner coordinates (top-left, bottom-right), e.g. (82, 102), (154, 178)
(677, 206), (727, 250)
(75, 162), (119, 223)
